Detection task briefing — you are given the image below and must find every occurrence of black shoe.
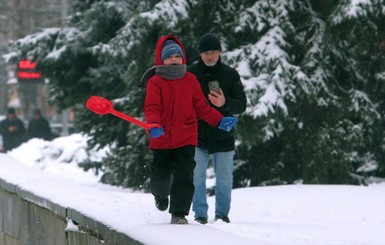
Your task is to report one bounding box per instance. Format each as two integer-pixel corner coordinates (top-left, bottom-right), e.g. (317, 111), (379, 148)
(154, 196), (168, 211)
(194, 217), (208, 224)
(171, 213), (188, 224)
(215, 215), (230, 223)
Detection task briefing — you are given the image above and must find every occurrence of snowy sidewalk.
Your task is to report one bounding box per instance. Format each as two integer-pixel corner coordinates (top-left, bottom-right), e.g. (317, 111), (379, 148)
(1, 153), (385, 245)
(0, 154), (264, 245)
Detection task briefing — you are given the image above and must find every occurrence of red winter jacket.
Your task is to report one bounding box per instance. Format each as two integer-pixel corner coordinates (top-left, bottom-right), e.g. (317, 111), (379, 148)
(145, 35), (223, 149)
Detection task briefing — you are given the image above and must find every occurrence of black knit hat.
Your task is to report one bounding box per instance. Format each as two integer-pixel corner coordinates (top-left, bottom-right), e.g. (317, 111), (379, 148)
(198, 33), (222, 53)
(33, 109), (42, 115)
(7, 108), (15, 115)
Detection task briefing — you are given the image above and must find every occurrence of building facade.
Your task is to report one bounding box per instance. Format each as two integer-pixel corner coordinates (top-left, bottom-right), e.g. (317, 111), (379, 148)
(0, 0), (73, 128)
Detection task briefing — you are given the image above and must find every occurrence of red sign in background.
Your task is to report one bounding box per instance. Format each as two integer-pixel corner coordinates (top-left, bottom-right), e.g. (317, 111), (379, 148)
(17, 60), (42, 80)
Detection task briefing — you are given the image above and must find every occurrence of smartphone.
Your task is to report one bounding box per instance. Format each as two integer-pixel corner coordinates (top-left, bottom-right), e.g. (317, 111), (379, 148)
(208, 80), (220, 93)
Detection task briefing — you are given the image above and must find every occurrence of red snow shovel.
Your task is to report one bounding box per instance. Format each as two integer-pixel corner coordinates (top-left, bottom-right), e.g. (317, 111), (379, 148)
(86, 96), (160, 131)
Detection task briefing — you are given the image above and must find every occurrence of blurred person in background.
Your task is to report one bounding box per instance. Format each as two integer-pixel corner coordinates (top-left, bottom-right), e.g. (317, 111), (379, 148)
(27, 109), (53, 141)
(0, 108), (26, 152)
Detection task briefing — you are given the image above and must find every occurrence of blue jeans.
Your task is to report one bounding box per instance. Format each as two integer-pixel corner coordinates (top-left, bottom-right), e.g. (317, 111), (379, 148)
(192, 147), (234, 219)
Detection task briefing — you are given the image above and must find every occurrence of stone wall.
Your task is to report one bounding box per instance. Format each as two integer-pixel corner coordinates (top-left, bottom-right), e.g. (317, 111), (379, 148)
(0, 178), (143, 245)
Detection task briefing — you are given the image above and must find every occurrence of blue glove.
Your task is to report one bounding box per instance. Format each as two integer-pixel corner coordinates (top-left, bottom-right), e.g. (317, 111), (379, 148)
(218, 117), (238, 132)
(149, 127), (164, 138)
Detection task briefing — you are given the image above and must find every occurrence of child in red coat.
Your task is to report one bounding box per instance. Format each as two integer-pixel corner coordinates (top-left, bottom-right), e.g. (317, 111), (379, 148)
(144, 34), (237, 224)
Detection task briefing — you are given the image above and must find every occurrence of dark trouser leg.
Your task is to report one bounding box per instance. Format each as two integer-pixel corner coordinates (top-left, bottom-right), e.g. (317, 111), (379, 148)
(169, 145), (196, 215)
(150, 149), (172, 198)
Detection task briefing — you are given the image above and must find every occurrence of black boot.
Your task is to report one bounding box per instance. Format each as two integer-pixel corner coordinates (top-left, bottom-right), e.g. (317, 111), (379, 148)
(194, 217), (208, 224)
(215, 215), (230, 223)
(171, 213), (188, 224)
(154, 196), (168, 211)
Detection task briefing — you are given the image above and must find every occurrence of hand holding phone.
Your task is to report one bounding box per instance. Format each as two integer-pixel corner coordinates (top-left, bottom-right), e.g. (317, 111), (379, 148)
(208, 81), (226, 107)
(208, 80), (220, 93)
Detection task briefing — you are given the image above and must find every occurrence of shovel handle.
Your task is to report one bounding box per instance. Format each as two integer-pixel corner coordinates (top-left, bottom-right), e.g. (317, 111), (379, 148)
(109, 109), (160, 130)
(86, 96), (161, 130)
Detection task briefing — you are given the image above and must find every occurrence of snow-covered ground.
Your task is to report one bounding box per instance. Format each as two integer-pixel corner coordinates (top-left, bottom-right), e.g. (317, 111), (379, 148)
(1, 134), (385, 245)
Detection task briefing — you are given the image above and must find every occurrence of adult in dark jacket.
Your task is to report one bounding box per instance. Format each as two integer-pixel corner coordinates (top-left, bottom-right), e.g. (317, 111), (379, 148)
(144, 34), (238, 224)
(0, 108), (26, 152)
(28, 109), (53, 140)
(188, 33), (247, 224)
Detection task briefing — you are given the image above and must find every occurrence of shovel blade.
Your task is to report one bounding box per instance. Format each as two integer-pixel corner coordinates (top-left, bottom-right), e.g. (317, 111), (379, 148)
(86, 96), (113, 115)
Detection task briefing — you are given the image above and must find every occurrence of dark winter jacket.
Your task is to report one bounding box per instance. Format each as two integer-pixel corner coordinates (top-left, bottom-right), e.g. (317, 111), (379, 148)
(0, 117), (26, 152)
(28, 117), (52, 140)
(144, 35), (223, 150)
(188, 57), (247, 153)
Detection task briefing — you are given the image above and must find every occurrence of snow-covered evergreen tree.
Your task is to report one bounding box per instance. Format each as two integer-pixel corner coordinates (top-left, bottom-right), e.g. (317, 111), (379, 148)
(327, 0), (385, 182)
(225, 0), (385, 185)
(4, 0), (385, 188)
